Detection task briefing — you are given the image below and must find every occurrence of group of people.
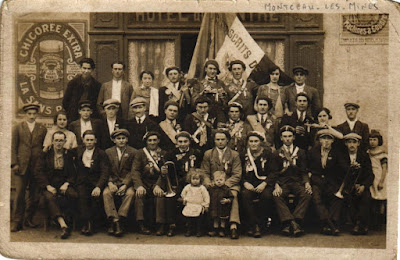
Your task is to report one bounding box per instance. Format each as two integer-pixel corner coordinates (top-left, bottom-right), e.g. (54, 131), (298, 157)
(11, 57), (387, 241)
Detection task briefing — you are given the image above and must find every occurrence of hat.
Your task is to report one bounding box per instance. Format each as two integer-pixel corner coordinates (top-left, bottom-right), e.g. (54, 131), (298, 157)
(103, 98), (120, 109)
(204, 60), (220, 74)
(130, 97), (148, 107)
(344, 103), (360, 109)
(279, 125), (295, 135)
(229, 60), (246, 71)
(165, 66), (181, 76)
(228, 102), (243, 110)
(292, 66), (309, 75)
(22, 103), (40, 112)
(247, 131), (265, 142)
(78, 100), (92, 109)
(175, 131), (192, 141)
(317, 129), (335, 139)
(343, 133), (362, 141)
(164, 100), (179, 110)
(111, 129), (130, 139)
(143, 131), (160, 142)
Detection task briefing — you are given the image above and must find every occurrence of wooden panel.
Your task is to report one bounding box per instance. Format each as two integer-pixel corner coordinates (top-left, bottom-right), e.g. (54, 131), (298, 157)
(290, 35), (324, 101)
(90, 35), (124, 83)
(91, 13), (122, 30)
(290, 14), (323, 30)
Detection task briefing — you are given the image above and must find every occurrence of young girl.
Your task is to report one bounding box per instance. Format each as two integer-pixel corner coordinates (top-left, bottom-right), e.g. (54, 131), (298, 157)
(181, 169), (210, 237)
(208, 171), (233, 237)
(368, 130), (388, 230)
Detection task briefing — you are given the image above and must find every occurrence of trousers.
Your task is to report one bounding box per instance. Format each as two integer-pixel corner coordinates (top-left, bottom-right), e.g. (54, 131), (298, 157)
(103, 186), (135, 220)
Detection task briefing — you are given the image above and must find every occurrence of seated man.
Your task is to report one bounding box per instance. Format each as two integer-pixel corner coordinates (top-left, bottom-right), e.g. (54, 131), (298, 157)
(159, 100), (182, 151)
(272, 125), (312, 237)
(201, 129), (242, 239)
(76, 130), (110, 236)
(103, 129), (137, 237)
(34, 131), (78, 239)
(129, 131), (166, 235)
(99, 98), (126, 150)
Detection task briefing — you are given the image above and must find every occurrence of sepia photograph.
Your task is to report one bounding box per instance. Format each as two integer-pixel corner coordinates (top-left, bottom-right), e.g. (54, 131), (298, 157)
(0, 0), (399, 259)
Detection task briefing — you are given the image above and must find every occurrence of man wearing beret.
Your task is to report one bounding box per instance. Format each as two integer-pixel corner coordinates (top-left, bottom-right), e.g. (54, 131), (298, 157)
(127, 97), (160, 150)
(68, 100), (103, 146)
(158, 66), (191, 122)
(159, 100), (183, 151)
(225, 60), (258, 117)
(97, 61), (134, 121)
(337, 133), (374, 235)
(103, 129), (137, 237)
(63, 58), (101, 121)
(336, 103), (370, 151)
(192, 60), (228, 123)
(11, 103), (47, 232)
(284, 66), (321, 117)
(272, 125), (312, 237)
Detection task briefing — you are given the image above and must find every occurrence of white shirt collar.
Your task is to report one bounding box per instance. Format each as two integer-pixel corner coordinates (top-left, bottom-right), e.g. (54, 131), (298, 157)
(168, 119), (177, 125)
(297, 109), (306, 118)
(205, 75), (216, 81)
(136, 115), (146, 123)
(284, 144), (294, 153)
(257, 113), (267, 122)
(26, 121), (36, 132)
(346, 118), (357, 130)
(216, 147), (227, 155)
(233, 78), (243, 85)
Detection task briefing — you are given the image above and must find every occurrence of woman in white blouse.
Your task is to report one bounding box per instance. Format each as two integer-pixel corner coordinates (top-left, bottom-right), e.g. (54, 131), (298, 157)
(132, 70), (160, 121)
(43, 110), (78, 151)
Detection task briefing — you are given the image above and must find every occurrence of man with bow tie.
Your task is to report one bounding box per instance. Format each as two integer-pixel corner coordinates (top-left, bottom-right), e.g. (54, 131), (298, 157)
(246, 96), (278, 149)
(272, 125), (311, 237)
(159, 101), (182, 151)
(98, 98), (126, 150)
(158, 66), (191, 122)
(192, 60), (228, 123)
(283, 66), (321, 117)
(225, 60), (258, 117)
(201, 130), (242, 239)
(102, 129), (137, 237)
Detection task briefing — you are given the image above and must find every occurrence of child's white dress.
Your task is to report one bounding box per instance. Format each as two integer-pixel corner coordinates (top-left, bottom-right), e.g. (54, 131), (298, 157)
(181, 184), (210, 217)
(368, 147), (388, 200)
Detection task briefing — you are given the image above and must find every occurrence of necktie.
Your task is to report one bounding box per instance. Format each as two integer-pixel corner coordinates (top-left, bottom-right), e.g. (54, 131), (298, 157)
(261, 115), (266, 126)
(137, 118), (141, 124)
(300, 112), (305, 122)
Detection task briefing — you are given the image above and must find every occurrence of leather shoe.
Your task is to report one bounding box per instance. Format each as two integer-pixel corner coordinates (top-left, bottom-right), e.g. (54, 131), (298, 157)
(281, 225), (291, 236)
(321, 226), (332, 235)
(139, 224), (151, 235)
(208, 229), (217, 237)
(156, 224), (165, 236)
(358, 226), (368, 235)
(11, 222), (22, 232)
(107, 222), (115, 235)
(230, 228), (239, 239)
(167, 225), (175, 237)
(80, 224), (88, 235)
(61, 227), (70, 239)
(291, 221), (304, 237)
(247, 229), (254, 237)
(196, 231), (202, 237)
(254, 225), (261, 238)
(185, 228), (192, 237)
(218, 228), (225, 237)
(85, 221), (93, 236)
(352, 224), (360, 235)
(24, 218), (38, 228)
(114, 221), (123, 237)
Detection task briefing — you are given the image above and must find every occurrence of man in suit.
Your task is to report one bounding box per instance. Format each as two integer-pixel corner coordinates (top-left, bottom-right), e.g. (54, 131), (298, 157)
(127, 97), (160, 150)
(97, 61), (134, 121)
(284, 66), (321, 117)
(159, 100), (182, 151)
(103, 129), (137, 237)
(99, 98), (126, 150)
(68, 100), (103, 146)
(201, 130), (242, 239)
(280, 93), (315, 150)
(75, 130), (110, 236)
(34, 131), (78, 239)
(192, 60), (228, 123)
(272, 125), (312, 237)
(63, 58), (101, 121)
(11, 103), (47, 232)
(336, 103), (370, 151)
(158, 66), (191, 122)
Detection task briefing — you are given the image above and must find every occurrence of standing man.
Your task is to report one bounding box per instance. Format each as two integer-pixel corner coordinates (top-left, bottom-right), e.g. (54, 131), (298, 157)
(225, 60), (258, 117)
(336, 103), (370, 151)
(159, 66), (191, 121)
(201, 130), (242, 239)
(103, 129), (137, 237)
(63, 58), (101, 121)
(11, 103), (47, 232)
(97, 61), (134, 121)
(284, 66), (321, 117)
(76, 130), (110, 236)
(98, 98), (126, 150)
(192, 60), (228, 122)
(159, 101), (182, 151)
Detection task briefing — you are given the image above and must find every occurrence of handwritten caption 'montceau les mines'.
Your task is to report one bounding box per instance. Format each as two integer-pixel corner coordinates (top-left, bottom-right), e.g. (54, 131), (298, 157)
(265, 2), (378, 11)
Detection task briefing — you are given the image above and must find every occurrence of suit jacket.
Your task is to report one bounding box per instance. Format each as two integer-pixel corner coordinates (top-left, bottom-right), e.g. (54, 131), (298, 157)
(183, 113), (217, 151)
(105, 145), (137, 187)
(75, 146), (110, 189)
(129, 148), (167, 190)
(241, 148), (278, 187)
(126, 116), (160, 149)
(284, 83), (321, 117)
(34, 149), (77, 189)
(201, 147), (242, 191)
(98, 117), (127, 150)
(336, 120), (369, 151)
(11, 121), (47, 175)
(97, 80), (133, 121)
(159, 83), (191, 122)
(245, 114), (279, 148)
(68, 118), (103, 146)
(63, 75), (101, 121)
(226, 120), (251, 155)
(280, 112), (314, 150)
(338, 149), (374, 189)
(225, 79), (258, 116)
(272, 146), (308, 186)
(158, 119), (183, 151)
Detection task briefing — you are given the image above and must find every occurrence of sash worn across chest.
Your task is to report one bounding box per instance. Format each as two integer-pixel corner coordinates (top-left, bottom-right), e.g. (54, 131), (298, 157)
(165, 82), (181, 100)
(229, 81), (248, 103)
(230, 121), (244, 137)
(247, 115), (265, 133)
(160, 120), (177, 144)
(143, 148), (161, 172)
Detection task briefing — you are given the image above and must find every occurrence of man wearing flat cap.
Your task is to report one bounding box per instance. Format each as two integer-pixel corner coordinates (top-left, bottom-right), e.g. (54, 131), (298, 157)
(68, 100), (103, 146)
(11, 103), (47, 231)
(224, 60), (258, 117)
(284, 66), (321, 117)
(192, 60), (228, 123)
(97, 61), (133, 121)
(159, 66), (191, 122)
(307, 129), (345, 236)
(98, 98), (126, 150)
(103, 129), (137, 237)
(336, 133), (374, 235)
(337, 102), (370, 151)
(126, 97), (160, 150)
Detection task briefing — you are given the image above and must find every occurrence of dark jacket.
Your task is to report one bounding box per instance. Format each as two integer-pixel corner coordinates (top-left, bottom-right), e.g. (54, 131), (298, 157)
(241, 148), (278, 187)
(338, 149), (374, 189)
(284, 83), (322, 116)
(126, 116), (160, 149)
(68, 118), (103, 146)
(209, 185), (233, 219)
(272, 146), (308, 186)
(280, 112), (314, 150)
(336, 120), (370, 151)
(183, 113), (217, 151)
(159, 83), (192, 122)
(98, 117), (127, 150)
